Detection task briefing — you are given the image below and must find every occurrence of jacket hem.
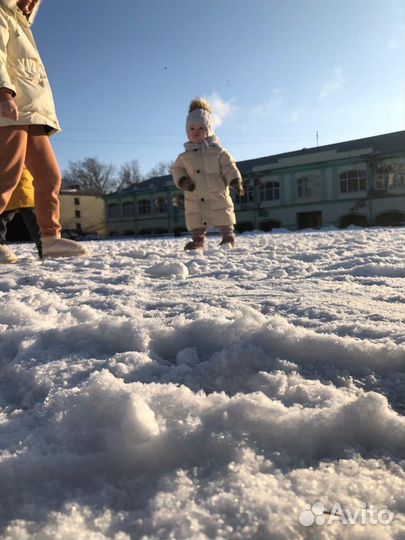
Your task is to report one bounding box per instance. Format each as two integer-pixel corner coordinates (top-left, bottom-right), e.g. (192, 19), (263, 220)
(0, 117), (61, 136)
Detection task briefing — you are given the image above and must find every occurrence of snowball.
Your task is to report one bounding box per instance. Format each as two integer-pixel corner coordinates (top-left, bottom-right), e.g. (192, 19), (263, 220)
(147, 261), (189, 279)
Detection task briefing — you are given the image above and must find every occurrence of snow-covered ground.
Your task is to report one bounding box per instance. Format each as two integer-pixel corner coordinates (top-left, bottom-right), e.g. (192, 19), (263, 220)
(0, 227), (404, 540)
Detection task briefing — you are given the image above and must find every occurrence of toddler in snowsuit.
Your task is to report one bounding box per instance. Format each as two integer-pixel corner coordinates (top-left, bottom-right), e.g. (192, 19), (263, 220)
(172, 98), (244, 251)
(0, 167), (41, 261)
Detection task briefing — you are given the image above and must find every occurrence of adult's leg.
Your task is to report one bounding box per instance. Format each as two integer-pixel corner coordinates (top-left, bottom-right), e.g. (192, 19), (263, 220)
(25, 126), (88, 258)
(0, 127), (28, 213)
(0, 211), (16, 243)
(0, 127), (27, 262)
(20, 208), (42, 257)
(25, 125), (62, 238)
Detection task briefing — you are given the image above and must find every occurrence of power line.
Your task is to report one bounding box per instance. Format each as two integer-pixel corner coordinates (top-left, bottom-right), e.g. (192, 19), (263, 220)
(55, 136), (318, 146)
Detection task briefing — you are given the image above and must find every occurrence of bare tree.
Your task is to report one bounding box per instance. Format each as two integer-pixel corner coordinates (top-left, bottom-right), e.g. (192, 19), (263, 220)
(63, 158), (116, 195)
(117, 159), (143, 191)
(146, 160), (174, 179)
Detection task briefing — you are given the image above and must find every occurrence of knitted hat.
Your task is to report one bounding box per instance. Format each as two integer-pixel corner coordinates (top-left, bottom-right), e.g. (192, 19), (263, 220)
(186, 97), (213, 136)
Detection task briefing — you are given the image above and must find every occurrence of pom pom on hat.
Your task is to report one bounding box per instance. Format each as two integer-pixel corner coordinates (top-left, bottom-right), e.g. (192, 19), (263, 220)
(186, 97), (213, 136)
(188, 98), (212, 114)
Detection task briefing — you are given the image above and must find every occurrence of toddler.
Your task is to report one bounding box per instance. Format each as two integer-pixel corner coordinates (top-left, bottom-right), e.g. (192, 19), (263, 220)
(172, 98), (244, 251)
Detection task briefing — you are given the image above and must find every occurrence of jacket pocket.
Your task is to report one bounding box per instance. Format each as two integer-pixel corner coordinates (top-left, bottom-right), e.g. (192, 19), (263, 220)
(17, 58), (47, 85)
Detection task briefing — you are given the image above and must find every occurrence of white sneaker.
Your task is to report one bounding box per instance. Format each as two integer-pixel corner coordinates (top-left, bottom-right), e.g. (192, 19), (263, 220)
(42, 236), (89, 259)
(0, 244), (17, 264)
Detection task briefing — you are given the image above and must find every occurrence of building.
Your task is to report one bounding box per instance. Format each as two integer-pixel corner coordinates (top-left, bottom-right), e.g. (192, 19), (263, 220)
(104, 131), (405, 236)
(60, 188), (107, 237)
(4, 185), (108, 243)
(104, 175), (189, 237)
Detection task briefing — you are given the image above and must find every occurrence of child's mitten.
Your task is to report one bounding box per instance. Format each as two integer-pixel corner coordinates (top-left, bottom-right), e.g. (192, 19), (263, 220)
(230, 178), (245, 197)
(178, 176), (195, 192)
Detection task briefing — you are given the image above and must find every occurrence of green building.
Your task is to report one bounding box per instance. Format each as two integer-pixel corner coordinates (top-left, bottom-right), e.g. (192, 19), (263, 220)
(104, 131), (405, 236)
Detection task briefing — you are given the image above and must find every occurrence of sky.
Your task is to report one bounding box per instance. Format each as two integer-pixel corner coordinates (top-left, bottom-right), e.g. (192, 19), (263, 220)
(0, 227), (404, 538)
(32, 0), (405, 178)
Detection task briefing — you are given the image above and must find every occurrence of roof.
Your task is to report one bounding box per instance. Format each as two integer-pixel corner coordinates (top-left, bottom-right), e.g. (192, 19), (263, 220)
(236, 130), (405, 173)
(60, 190), (101, 197)
(119, 174), (172, 192)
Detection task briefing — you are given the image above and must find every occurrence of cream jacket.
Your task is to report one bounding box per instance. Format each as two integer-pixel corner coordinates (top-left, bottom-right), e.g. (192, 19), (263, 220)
(0, 0), (60, 134)
(172, 137), (242, 231)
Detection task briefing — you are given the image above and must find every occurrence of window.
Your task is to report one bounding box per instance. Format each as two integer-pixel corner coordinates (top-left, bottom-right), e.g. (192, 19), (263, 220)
(122, 201), (135, 217)
(339, 170), (367, 193)
(74, 197), (80, 205)
(138, 199), (151, 215)
(108, 203), (119, 218)
(75, 210), (81, 218)
(259, 181), (280, 201)
(297, 175), (320, 199)
(155, 197), (168, 213)
(375, 163), (405, 189)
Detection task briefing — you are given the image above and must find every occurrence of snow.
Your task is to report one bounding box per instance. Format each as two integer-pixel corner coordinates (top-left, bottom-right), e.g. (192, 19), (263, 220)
(0, 227), (404, 540)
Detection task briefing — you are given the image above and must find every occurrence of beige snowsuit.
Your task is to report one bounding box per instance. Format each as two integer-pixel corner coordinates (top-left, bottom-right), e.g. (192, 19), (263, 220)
(172, 138), (242, 231)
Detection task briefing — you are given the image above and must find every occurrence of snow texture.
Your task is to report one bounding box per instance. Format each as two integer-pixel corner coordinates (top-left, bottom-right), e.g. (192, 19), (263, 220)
(0, 227), (404, 540)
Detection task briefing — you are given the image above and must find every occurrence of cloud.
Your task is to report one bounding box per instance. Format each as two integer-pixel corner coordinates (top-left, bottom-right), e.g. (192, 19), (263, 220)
(319, 66), (346, 101)
(387, 37), (401, 50)
(285, 109), (302, 124)
(386, 25), (402, 50)
(251, 89), (284, 117)
(205, 92), (235, 128)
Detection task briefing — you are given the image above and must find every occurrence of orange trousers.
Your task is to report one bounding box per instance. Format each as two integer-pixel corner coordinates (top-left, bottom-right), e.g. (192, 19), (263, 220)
(0, 125), (61, 237)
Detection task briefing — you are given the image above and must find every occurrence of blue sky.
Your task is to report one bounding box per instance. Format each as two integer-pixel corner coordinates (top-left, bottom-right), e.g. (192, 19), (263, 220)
(33, 0), (404, 177)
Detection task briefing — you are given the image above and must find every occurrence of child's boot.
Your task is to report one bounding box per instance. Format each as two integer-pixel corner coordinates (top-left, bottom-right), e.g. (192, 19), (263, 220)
(184, 228), (206, 251)
(184, 239), (205, 251)
(219, 225), (235, 248)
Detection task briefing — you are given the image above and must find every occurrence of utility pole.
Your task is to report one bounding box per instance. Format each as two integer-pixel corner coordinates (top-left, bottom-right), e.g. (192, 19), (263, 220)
(316, 131), (319, 147)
